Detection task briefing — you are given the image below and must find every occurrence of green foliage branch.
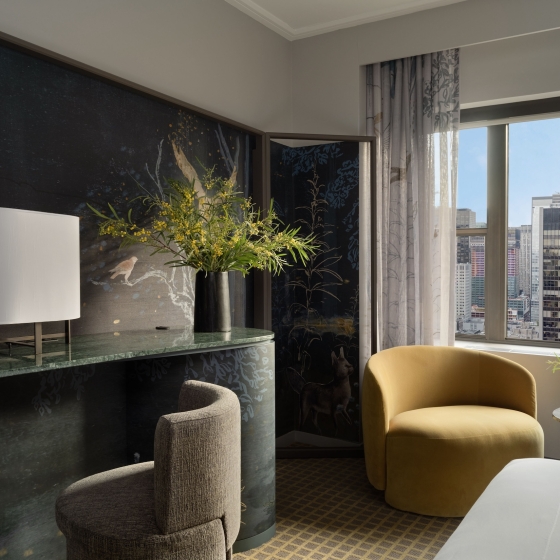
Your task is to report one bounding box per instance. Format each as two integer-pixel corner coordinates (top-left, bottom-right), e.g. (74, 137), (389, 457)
(88, 166), (316, 275)
(548, 354), (560, 373)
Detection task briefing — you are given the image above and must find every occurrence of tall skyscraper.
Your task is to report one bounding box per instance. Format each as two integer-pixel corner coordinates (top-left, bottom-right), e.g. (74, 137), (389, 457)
(457, 236), (471, 264)
(456, 263), (472, 320)
(532, 196), (553, 330)
(470, 236), (485, 308)
(456, 208), (476, 267)
(540, 199), (560, 341)
(507, 227), (520, 298)
(519, 225), (531, 296)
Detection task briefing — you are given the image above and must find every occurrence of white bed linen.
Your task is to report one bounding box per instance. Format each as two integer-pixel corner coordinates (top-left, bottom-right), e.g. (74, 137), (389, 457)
(435, 458), (560, 560)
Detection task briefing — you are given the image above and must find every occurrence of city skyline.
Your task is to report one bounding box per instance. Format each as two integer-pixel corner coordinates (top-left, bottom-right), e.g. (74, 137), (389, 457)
(455, 196), (560, 341)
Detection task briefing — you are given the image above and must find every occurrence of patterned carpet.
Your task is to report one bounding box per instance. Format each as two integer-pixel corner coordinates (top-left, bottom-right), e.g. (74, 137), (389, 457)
(235, 458), (461, 560)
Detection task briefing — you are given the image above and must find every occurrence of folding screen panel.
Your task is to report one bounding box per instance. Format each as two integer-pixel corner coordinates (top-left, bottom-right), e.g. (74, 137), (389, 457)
(270, 138), (373, 447)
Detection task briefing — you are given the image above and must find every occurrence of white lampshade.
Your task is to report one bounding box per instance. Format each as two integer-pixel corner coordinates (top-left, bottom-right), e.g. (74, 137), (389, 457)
(0, 207), (80, 325)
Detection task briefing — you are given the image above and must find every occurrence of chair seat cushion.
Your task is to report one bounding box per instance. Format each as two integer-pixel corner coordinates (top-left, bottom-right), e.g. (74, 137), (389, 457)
(385, 405), (544, 517)
(56, 462), (226, 560)
(389, 404), (540, 440)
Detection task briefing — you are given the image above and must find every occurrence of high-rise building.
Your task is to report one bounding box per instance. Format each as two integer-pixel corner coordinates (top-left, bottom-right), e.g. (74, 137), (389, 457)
(456, 208), (476, 229)
(508, 295), (530, 321)
(508, 227), (520, 298)
(519, 225), (531, 297)
(508, 227), (520, 247)
(456, 263), (472, 320)
(540, 201), (560, 341)
(532, 196), (553, 330)
(470, 236), (485, 308)
(457, 236), (471, 264)
(456, 209), (476, 265)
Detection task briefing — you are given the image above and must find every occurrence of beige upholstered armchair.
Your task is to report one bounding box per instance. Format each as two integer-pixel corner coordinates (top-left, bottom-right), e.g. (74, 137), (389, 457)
(362, 346), (544, 517)
(56, 380), (241, 560)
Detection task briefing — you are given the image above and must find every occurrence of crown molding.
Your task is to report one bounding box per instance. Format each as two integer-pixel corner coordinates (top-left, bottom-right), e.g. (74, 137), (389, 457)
(224, 0), (294, 40)
(224, 0), (467, 41)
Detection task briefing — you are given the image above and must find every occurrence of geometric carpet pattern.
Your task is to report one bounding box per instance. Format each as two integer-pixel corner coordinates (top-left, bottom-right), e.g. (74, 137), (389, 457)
(235, 458), (461, 560)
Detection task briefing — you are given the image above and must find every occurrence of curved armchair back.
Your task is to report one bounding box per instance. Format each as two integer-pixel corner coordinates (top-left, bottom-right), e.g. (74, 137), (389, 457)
(154, 380), (241, 548)
(362, 346), (537, 490)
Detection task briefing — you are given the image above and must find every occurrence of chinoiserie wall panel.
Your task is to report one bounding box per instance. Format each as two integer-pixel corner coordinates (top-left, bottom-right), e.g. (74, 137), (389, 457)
(0, 362), (127, 559)
(0, 41), (254, 339)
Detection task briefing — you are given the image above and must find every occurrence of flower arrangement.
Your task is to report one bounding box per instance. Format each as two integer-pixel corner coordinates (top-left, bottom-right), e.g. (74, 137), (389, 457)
(88, 165), (316, 275)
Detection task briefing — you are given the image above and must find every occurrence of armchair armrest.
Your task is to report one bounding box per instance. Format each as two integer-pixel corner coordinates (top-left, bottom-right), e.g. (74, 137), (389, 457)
(477, 352), (537, 418)
(362, 356), (392, 490)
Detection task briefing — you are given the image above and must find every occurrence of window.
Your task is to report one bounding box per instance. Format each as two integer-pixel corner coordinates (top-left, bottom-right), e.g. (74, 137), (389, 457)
(509, 119), (560, 342)
(456, 127), (487, 336)
(456, 99), (560, 345)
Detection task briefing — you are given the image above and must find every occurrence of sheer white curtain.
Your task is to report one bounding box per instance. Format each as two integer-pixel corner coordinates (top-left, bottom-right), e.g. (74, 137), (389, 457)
(359, 141), (372, 383)
(366, 50), (460, 349)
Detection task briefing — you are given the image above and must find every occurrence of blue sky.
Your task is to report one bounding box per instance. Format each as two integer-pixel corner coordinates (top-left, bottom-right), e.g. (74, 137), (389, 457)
(457, 127), (487, 224)
(458, 118), (560, 227)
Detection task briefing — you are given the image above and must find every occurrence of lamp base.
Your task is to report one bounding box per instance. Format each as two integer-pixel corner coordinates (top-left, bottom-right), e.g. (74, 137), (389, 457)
(0, 320), (72, 356)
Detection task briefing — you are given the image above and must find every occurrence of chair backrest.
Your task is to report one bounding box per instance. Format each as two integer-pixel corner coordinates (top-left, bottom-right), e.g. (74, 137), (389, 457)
(368, 345), (536, 419)
(153, 380), (241, 547)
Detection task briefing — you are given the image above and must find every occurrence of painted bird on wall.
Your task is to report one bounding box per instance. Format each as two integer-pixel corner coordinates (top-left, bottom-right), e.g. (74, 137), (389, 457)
(109, 256), (138, 283)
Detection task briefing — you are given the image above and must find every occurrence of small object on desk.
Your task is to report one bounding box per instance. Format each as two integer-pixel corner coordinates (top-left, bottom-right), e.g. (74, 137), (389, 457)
(155, 326), (170, 330)
(552, 407), (560, 422)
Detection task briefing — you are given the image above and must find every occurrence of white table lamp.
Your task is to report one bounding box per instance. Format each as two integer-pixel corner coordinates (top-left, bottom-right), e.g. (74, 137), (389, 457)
(0, 207), (80, 354)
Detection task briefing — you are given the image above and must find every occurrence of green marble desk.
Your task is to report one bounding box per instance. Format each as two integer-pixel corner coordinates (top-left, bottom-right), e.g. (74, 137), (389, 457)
(0, 328), (275, 557)
(0, 328), (274, 377)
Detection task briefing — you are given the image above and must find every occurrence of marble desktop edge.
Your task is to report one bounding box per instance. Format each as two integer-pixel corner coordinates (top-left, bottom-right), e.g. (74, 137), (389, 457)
(0, 328), (275, 379)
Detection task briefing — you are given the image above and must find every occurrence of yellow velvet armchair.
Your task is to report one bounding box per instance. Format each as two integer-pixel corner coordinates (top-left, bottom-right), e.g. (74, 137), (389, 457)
(362, 346), (544, 517)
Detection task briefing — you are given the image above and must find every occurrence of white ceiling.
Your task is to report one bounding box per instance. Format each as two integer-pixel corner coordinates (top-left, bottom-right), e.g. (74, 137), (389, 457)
(224, 0), (468, 41)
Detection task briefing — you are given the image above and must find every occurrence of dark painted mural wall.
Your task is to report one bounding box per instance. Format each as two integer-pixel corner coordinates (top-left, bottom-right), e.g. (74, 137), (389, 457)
(0, 42), (266, 559)
(0, 42), (254, 338)
(270, 141), (361, 443)
(0, 364), (127, 558)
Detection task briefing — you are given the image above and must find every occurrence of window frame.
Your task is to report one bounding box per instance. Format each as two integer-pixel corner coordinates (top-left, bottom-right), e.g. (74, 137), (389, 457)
(456, 97), (560, 346)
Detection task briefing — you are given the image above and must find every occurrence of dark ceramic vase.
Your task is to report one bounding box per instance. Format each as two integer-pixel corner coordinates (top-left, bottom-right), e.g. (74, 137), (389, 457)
(194, 271), (231, 332)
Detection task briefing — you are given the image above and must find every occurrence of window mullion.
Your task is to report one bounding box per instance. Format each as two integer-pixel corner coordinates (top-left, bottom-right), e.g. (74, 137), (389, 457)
(485, 125), (508, 341)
